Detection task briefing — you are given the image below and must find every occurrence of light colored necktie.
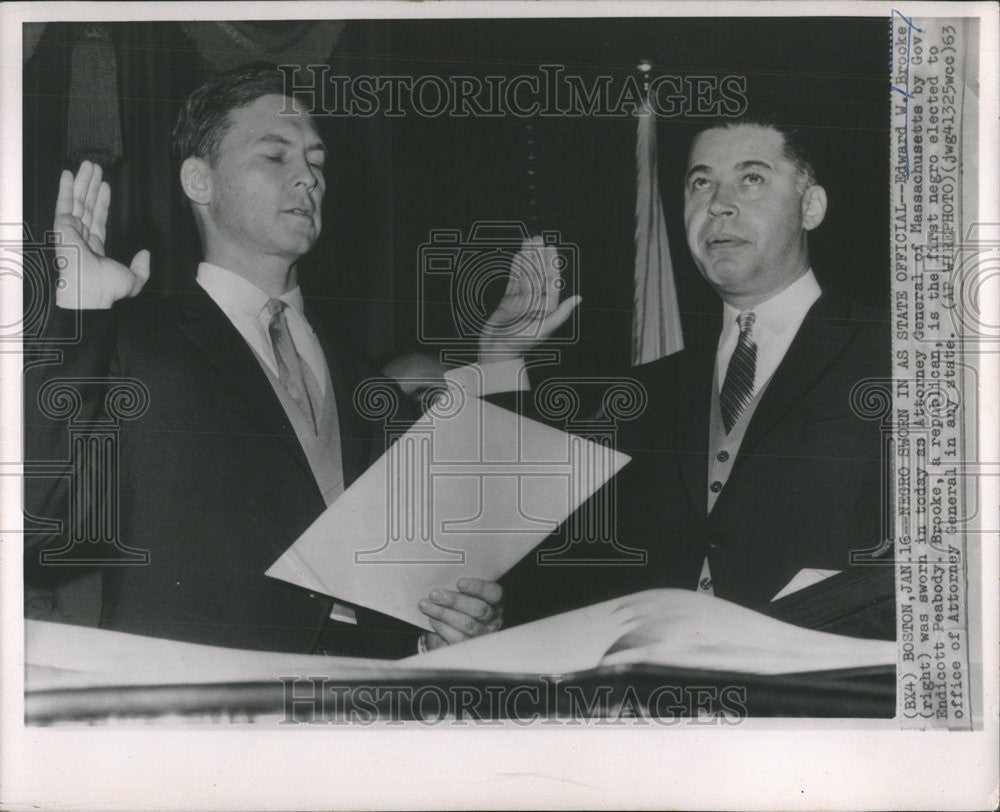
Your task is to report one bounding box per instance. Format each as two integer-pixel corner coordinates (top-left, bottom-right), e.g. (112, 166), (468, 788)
(266, 298), (317, 433)
(720, 311), (757, 433)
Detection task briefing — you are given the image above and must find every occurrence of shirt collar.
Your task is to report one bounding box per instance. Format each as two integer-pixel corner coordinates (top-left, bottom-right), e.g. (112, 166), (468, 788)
(721, 269), (822, 338)
(196, 262), (307, 321)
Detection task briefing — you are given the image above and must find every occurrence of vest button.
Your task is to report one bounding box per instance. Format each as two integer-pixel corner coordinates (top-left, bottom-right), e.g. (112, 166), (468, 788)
(710, 480), (723, 493)
(716, 450), (730, 462)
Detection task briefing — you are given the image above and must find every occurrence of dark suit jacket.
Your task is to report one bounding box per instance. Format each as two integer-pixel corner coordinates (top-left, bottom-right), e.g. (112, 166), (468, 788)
(502, 293), (894, 637)
(24, 284), (417, 657)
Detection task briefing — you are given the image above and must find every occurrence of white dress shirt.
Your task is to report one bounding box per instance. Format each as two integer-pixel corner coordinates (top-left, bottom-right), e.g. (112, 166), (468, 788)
(714, 270), (822, 395)
(196, 262), (327, 397)
(697, 269), (824, 599)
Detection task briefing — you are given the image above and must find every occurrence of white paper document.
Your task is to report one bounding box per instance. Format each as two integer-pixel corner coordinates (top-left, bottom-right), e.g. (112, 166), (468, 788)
(401, 590), (897, 676)
(267, 398), (631, 629)
(25, 620), (388, 691)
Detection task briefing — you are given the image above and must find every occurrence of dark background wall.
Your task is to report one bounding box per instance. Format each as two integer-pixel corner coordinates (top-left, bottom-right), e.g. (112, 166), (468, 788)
(23, 17), (890, 373)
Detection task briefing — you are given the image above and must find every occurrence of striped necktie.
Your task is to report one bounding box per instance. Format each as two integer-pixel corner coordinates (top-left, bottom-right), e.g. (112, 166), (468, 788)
(720, 311), (757, 433)
(266, 298), (317, 433)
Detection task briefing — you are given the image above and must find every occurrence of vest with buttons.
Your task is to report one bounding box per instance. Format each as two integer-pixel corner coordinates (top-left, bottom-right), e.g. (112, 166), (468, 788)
(254, 347), (345, 507)
(696, 368), (773, 595)
(706, 370), (771, 514)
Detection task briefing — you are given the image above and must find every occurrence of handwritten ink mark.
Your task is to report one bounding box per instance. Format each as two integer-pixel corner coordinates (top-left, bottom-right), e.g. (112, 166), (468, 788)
(891, 10), (926, 179)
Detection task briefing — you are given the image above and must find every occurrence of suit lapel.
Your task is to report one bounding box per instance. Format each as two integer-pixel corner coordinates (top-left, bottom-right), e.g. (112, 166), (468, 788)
(674, 323), (717, 515)
(737, 293), (860, 459)
(167, 285), (316, 483)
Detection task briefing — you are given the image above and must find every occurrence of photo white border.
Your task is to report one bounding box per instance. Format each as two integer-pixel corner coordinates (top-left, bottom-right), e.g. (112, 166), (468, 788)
(1, 2), (996, 809)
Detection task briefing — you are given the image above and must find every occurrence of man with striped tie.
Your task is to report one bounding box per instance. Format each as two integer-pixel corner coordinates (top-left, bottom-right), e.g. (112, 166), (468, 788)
(502, 117), (894, 656)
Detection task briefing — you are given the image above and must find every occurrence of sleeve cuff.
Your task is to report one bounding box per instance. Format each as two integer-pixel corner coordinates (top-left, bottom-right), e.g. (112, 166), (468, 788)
(443, 359), (529, 398)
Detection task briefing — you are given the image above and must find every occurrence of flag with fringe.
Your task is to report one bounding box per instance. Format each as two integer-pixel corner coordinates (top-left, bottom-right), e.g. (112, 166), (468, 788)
(631, 101), (684, 365)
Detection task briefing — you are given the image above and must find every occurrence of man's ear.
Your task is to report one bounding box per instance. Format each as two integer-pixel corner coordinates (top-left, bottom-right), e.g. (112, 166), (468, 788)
(179, 156), (212, 206)
(801, 184), (828, 232)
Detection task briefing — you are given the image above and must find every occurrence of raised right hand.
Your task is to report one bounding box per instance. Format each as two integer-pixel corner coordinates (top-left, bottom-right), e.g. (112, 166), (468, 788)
(54, 160), (150, 309)
(477, 236), (581, 364)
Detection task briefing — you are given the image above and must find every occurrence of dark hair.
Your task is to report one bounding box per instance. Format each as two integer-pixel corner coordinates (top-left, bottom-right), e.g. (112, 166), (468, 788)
(171, 61), (296, 165)
(693, 113), (819, 189)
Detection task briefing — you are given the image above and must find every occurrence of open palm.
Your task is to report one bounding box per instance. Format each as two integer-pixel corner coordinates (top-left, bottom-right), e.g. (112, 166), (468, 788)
(54, 160), (149, 308)
(478, 236), (581, 362)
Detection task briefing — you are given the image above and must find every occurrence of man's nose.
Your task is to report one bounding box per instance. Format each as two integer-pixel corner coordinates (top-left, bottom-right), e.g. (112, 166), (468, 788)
(291, 160), (321, 193)
(294, 174), (320, 194)
(708, 185), (736, 217)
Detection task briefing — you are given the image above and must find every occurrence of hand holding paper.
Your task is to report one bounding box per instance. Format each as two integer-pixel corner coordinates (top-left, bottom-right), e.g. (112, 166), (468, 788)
(419, 577), (504, 649)
(266, 394), (629, 631)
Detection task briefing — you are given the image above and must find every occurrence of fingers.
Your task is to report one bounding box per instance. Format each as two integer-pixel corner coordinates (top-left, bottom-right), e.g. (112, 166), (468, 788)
(541, 247), (562, 316)
(89, 181), (111, 247)
(55, 170), (75, 219)
(56, 163), (110, 247)
(81, 162), (103, 231)
(438, 590), (495, 622)
(538, 294), (582, 339)
(426, 617), (469, 646)
(419, 603), (473, 645)
(421, 630), (448, 652)
(512, 240), (564, 314)
(418, 594), (492, 638)
(71, 161), (95, 219)
(456, 576), (503, 605)
(417, 578), (505, 644)
(128, 249), (151, 296)
(423, 605), (503, 646)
